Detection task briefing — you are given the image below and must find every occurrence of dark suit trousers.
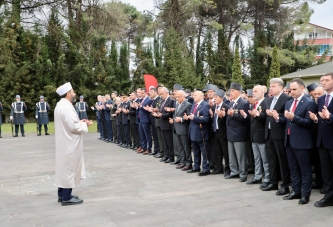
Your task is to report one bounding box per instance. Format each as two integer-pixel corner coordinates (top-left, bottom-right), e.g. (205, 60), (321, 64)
(213, 130), (229, 172)
(173, 133), (180, 158)
(175, 134), (191, 165)
(318, 146), (333, 197)
(311, 147), (322, 186)
(162, 130), (174, 160)
(151, 123), (160, 153)
(192, 140), (210, 172)
(123, 124), (130, 145)
(286, 138), (312, 197)
(106, 119), (113, 140)
(156, 126), (164, 153)
(266, 131), (290, 187)
(38, 124), (48, 132)
(246, 140), (255, 171)
(15, 125), (24, 134)
(139, 123), (152, 151)
(100, 120), (107, 139)
(111, 120), (117, 141)
(58, 188), (72, 201)
(130, 123), (140, 148)
(117, 124), (123, 143)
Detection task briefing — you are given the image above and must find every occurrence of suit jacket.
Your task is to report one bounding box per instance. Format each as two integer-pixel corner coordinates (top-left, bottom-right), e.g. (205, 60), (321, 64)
(115, 103), (122, 126)
(111, 102), (117, 121)
(129, 100), (137, 124)
(150, 96), (160, 126)
(105, 100), (112, 121)
(250, 100), (267, 144)
(160, 96), (175, 131)
(278, 95), (316, 149)
(226, 97), (250, 142)
(122, 101), (130, 124)
(211, 101), (229, 140)
(189, 100), (210, 141)
(173, 100), (192, 135)
(135, 98), (142, 124)
(317, 94), (333, 149)
(138, 96), (153, 124)
(264, 93), (292, 140)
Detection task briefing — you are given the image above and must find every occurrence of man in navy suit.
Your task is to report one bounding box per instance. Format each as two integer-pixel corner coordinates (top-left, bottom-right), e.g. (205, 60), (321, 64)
(309, 72), (333, 207)
(184, 91), (211, 176)
(137, 88), (153, 154)
(105, 94), (114, 142)
(226, 82), (250, 182)
(273, 78), (316, 205)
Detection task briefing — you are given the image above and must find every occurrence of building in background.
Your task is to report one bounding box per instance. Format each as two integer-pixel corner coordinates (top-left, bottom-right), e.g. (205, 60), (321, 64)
(294, 23), (333, 61)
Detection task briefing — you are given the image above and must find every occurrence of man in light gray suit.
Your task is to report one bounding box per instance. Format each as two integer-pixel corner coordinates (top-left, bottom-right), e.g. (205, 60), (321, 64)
(169, 90), (192, 171)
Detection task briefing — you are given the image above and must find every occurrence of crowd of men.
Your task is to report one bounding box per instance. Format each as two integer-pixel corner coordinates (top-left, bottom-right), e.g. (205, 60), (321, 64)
(2, 73), (333, 208)
(90, 73), (333, 208)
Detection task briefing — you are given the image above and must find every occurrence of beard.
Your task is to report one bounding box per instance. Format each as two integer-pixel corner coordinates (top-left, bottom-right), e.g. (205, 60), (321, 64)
(71, 93), (76, 103)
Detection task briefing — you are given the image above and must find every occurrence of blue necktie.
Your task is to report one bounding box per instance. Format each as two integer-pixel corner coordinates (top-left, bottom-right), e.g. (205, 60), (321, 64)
(213, 105), (220, 132)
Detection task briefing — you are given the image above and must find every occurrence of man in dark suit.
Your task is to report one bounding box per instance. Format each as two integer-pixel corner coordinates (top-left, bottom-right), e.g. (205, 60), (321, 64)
(273, 78), (316, 205)
(105, 94), (114, 142)
(185, 89), (194, 104)
(115, 98), (123, 145)
(153, 84), (165, 158)
(184, 91), (211, 176)
(262, 78), (292, 195)
(121, 94), (131, 148)
(110, 92), (118, 143)
(226, 82), (250, 182)
(209, 89), (230, 177)
(137, 88), (153, 154)
(170, 90), (192, 170)
(243, 85), (269, 186)
(309, 72), (333, 207)
(307, 83), (318, 101)
(129, 92), (140, 150)
(135, 89), (143, 151)
(144, 88), (160, 155)
(152, 87), (175, 162)
(99, 96), (108, 141)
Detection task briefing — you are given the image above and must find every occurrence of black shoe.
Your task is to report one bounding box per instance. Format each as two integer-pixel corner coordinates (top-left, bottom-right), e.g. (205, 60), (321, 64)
(149, 152), (156, 156)
(22, 134), (25, 137)
(239, 177), (247, 182)
(259, 182), (269, 189)
(155, 153), (164, 158)
(198, 171), (210, 176)
(170, 160), (180, 165)
(13, 134), (18, 137)
(312, 182), (322, 189)
(283, 191), (301, 200)
(61, 198), (83, 206)
(261, 184), (278, 191)
(211, 169), (224, 175)
(276, 187), (290, 196)
(45, 132), (50, 135)
(160, 157), (167, 162)
(246, 178), (262, 185)
(164, 159), (172, 163)
(37, 133), (41, 136)
(0, 135), (2, 138)
(314, 196), (333, 207)
(320, 188), (325, 194)
(187, 169), (200, 173)
(298, 195), (310, 205)
(58, 195), (79, 203)
(225, 174), (239, 179)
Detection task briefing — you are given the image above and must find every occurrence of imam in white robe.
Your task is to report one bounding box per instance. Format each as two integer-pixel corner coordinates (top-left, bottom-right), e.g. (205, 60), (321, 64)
(54, 98), (88, 188)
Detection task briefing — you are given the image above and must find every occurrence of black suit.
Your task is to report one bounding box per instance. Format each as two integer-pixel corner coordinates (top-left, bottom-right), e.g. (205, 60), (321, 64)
(129, 100), (140, 148)
(122, 101), (130, 146)
(265, 93), (292, 187)
(150, 96), (160, 153)
(159, 97), (175, 161)
(211, 101), (230, 174)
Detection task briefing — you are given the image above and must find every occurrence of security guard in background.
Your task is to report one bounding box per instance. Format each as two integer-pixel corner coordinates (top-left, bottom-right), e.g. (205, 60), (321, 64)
(75, 95), (89, 120)
(35, 95), (51, 136)
(10, 95), (27, 137)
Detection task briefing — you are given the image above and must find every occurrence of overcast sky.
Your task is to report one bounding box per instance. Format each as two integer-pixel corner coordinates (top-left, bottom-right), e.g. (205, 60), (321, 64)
(121, 0), (333, 30)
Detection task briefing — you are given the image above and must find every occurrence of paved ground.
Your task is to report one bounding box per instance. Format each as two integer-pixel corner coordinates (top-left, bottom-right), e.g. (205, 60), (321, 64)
(0, 132), (333, 227)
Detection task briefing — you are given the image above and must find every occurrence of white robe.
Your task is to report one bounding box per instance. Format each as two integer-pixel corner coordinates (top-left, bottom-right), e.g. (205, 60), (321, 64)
(54, 98), (88, 188)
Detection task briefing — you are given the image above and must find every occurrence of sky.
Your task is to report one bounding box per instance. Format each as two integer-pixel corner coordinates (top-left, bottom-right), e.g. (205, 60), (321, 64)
(121, 0), (333, 30)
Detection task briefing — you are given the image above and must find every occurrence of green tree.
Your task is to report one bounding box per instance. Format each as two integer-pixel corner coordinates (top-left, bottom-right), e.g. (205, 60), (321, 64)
(267, 46), (280, 86)
(231, 46), (243, 86)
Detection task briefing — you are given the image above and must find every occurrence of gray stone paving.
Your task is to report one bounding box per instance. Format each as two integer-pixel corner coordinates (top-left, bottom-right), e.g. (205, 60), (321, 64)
(0, 132), (332, 227)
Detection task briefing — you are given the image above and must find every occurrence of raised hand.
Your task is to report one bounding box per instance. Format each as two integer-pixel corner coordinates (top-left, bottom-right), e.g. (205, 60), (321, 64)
(227, 108), (234, 116)
(183, 112), (189, 121)
(309, 111), (318, 122)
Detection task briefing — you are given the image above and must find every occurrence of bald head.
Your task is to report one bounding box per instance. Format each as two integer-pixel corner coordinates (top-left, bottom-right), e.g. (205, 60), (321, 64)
(193, 91), (204, 103)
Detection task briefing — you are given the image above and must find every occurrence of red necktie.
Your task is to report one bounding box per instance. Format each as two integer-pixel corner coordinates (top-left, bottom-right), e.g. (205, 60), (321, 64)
(288, 99), (298, 135)
(253, 101), (258, 110)
(192, 104), (198, 114)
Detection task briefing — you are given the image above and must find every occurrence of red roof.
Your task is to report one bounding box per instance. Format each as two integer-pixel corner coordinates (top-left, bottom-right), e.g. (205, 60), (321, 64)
(309, 23), (333, 32)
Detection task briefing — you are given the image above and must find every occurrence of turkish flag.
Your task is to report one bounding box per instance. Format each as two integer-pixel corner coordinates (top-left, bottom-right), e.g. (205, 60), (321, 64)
(144, 74), (158, 93)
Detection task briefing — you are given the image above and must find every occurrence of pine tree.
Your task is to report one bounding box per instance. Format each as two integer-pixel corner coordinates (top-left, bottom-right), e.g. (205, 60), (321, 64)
(231, 46), (243, 86)
(267, 46), (280, 86)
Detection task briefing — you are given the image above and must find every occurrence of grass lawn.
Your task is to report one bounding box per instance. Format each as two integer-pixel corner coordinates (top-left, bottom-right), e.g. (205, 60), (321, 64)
(0, 122), (96, 134)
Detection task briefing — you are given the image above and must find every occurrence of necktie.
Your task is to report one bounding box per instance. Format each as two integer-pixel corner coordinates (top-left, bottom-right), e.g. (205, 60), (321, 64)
(213, 105), (220, 132)
(192, 104), (198, 114)
(253, 101), (258, 110)
(288, 99), (298, 135)
(270, 97), (277, 110)
(325, 94), (330, 107)
(160, 100), (166, 112)
(230, 101), (234, 108)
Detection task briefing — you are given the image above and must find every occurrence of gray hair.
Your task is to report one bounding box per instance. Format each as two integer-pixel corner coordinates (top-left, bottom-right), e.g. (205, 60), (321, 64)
(270, 78), (284, 87)
(177, 90), (186, 97)
(162, 87), (169, 93)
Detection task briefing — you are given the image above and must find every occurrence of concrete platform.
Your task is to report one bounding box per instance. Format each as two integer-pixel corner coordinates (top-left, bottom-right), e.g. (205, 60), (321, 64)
(0, 132), (332, 227)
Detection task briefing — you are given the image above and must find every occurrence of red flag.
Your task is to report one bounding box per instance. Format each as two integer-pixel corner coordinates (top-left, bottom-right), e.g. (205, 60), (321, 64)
(144, 74), (158, 93)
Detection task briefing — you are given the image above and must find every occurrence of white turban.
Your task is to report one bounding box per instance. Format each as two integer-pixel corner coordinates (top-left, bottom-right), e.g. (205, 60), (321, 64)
(56, 82), (72, 96)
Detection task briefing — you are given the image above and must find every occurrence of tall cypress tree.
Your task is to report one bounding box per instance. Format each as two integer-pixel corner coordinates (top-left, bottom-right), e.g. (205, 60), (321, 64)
(231, 46), (243, 86)
(267, 46), (280, 86)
